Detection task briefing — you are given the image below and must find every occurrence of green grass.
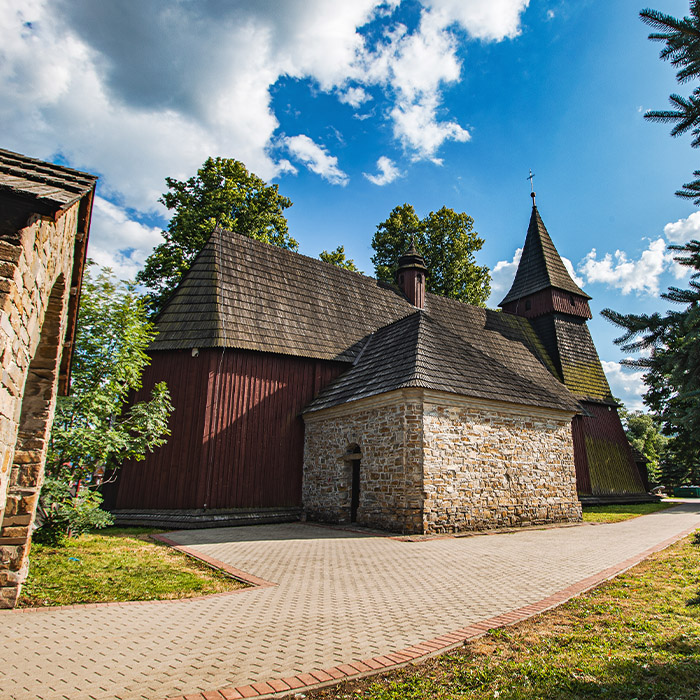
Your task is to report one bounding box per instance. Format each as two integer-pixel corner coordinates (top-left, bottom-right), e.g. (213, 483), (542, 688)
(19, 527), (247, 607)
(581, 502), (678, 523)
(308, 530), (700, 700)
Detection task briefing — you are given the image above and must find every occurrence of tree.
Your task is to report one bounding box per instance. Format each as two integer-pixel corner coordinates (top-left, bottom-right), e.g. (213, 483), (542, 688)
(37, 266), (174, 542)
(371, 204), (491, 306)
(137, 157), (297, 312)
(618, 406), (668, 482)
(319, 245), (360, 272)
(601, 240), (700, 487)
(641, 2), (700, 201)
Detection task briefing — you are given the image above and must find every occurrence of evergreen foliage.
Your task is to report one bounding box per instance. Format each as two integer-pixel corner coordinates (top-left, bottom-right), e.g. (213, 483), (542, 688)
(371, 203), (491, 306)
(602, 241), (700, 486)
(137, 157), (296, 312)
(319, 245), (360, 272)
(641, 2), (700, 201)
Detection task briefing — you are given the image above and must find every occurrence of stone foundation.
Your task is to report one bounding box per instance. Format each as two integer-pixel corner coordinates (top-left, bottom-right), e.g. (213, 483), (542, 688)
(303, 389), (581, 535)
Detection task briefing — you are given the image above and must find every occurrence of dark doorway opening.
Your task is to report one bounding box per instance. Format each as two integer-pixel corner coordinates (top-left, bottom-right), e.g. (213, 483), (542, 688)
(350, 459), (361, 522)
(347, 444), (361, 523)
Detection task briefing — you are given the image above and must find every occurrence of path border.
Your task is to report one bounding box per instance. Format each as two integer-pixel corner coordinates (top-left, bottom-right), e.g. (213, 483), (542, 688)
(164, 521), (700, 700)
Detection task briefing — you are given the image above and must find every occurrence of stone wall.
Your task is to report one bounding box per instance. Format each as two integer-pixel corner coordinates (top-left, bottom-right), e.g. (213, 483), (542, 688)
(422, 392), (581, 533)
(303, 389), (580, 536)
(303, 390), (424, 533)
(0, 206), (80, 607)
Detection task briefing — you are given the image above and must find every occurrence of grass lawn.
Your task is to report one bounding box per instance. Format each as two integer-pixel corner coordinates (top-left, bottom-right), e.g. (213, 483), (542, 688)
(582, 502), (678, 523)
(18, 527), (247, 607)
(306, 530), (700, 700)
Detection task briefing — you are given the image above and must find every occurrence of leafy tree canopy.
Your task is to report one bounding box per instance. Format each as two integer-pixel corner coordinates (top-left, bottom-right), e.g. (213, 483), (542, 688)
(137, 157), (297, 312)
(602, 241), (700, 486)
(48, 265), (173, 483)
(642, 1), (700, 201)
(371, 203), (491, 306)
(618, 405), (669, 482)
(319, 245), (360, 272)
(41, 265), (174, 541)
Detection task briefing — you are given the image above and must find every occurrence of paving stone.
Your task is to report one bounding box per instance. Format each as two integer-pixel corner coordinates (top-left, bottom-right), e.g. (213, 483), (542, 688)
(0, 505), (698, 700)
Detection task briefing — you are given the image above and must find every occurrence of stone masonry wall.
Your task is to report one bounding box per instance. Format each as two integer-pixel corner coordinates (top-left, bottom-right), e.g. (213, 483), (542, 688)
(422, 396), (581, 533)
(0, 206), (78, 607)
(303, 391), (424, 533)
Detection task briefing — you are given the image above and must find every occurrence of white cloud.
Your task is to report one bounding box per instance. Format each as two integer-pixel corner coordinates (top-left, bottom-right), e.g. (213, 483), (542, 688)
(1, 0), (530, 243)
(562, 256), (584, 288)
(285, 135), (349, 186)
(601, 360), (646, 412)
(578, 238), (674, 296)
(490, 247), (522, 297)
(423, 0), (530, 41)
(338, 86), (371, 108)
(88, 197), (163, 281)
(364, 156), (402, 185)
(664, 210), (700, 244)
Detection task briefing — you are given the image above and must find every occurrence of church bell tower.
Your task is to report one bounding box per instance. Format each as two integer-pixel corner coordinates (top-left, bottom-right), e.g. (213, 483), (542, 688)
(499, 191), (649, 502)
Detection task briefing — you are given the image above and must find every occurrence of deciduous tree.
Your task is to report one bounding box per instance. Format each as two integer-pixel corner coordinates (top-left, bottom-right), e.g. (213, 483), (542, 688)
(319, 245), (360, 272)
(371, 204), (491, 306)
(37, 266), (174, 542)
(137, 157), (296, 312)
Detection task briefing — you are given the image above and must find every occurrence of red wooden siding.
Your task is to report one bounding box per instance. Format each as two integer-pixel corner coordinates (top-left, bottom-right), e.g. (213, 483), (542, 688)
(502, 288), (592, 320)
(571, 402), (645, 496)
(115, 349), (346, 510)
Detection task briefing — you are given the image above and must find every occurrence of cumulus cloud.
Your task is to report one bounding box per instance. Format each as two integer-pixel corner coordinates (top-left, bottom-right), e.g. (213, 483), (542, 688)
(562, 256), (584, 288)
(490, 247), (522, 298)
(601, 360), (646, 412)
(664, 210), (700, 244)
(364, 156), (402, 185)
(285, 135), (349, 185)
(88, 197), (163, 281)
(1, 0), (530, 203)
(578, 238), (674, 296)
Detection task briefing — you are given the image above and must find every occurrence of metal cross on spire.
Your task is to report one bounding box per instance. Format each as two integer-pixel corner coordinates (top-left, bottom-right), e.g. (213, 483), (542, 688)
(527, 169), (536, 205)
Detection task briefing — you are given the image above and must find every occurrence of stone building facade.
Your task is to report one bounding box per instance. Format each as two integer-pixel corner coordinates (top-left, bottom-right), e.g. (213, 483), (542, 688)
(0, 149), (96, 608)
(304, 388), (580, 535)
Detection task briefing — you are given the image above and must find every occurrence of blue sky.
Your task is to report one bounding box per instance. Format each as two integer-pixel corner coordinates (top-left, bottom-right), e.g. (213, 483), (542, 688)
(2, 0), (697, 410)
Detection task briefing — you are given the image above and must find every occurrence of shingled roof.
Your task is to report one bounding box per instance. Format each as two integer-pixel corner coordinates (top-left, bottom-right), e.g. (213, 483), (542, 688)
(500, 205), (590, 306)
(0, 148), (97, 214)
(153, 228), (580, 413)
(305, 311), (580, 414)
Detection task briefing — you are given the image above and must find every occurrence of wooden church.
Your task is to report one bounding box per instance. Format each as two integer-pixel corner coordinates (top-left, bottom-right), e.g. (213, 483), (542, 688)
(110, 197), (649, 533)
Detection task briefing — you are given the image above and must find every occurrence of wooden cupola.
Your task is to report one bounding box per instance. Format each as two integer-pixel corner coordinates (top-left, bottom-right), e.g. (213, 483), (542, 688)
(396, 237), (427, 309)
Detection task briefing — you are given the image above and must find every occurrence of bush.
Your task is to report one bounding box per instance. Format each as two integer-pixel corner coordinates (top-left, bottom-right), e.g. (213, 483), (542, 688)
(33, 476), (113, 546)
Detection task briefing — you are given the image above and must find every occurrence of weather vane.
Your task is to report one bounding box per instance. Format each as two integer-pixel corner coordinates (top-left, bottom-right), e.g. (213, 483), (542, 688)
(527, 169), (536, 205)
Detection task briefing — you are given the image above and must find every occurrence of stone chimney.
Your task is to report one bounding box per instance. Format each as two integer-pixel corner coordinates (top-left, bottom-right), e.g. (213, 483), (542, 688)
(396, 238), (427, 309)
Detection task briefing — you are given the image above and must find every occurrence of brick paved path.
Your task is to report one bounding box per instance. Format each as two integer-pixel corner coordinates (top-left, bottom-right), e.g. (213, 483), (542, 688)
(2, 503), (699, 700)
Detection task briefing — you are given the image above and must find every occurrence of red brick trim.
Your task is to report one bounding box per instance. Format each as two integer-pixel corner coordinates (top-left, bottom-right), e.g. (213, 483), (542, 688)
(164, 522), (699, 700)
(151, 534), (277, 588)
(5, 534), (277, 614)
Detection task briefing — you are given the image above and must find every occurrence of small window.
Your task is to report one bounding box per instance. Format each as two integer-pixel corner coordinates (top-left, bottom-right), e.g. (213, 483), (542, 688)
(569, 295), (575, 306)
(525, 299), (531, 311)
(418, 273), (422, 283)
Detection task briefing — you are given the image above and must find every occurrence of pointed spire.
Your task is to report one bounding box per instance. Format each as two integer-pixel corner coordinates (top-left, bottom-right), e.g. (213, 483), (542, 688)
(499, 206), (590, 307)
